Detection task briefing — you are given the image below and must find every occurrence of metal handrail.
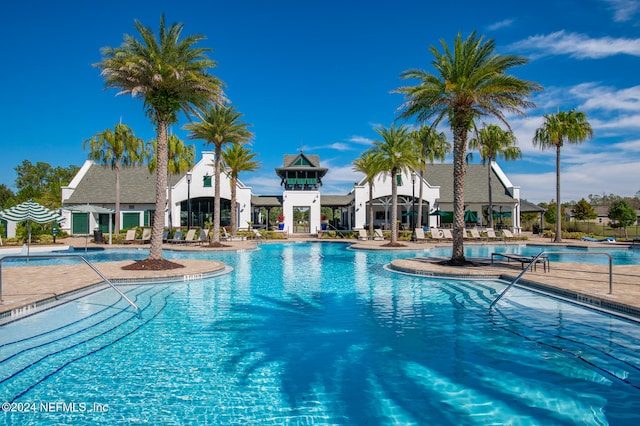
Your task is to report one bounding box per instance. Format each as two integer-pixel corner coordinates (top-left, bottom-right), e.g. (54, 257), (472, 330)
(321, 222), (346, 238)
(0, 254), (141, 317)
(489, 251), (546, 311)
(489, 250), (614, 310)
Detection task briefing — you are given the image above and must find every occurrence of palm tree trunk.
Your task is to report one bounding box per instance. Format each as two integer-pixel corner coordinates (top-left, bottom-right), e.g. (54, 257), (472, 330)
(487, 159), (494, 229)
(115, 163), (121, 233)
(451, 124), (467, 264)
(211, 144), (222, 245)
(555, 145), (562, 243)
(149, 121), (169, 260)
(167, 173), (173, 232)
(391, 169), (398, 244)
(417, 169), (425, 227)
(230, 176), (237, 236)
(368, 181), (374, 236)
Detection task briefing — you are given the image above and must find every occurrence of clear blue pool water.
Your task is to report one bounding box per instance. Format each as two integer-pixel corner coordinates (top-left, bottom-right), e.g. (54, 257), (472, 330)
(1, 242), (639, 424)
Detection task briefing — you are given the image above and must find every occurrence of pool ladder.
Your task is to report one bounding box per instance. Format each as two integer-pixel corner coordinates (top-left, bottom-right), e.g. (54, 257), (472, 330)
(489, 251), (613, 311)
(0, 254), (142, 318)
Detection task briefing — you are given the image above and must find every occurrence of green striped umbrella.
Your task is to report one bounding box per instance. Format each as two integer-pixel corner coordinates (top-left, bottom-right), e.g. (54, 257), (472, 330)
(0, 199), (63, 257)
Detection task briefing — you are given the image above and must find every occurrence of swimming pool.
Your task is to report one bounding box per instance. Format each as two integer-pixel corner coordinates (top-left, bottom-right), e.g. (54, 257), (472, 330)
(1, 243), (639, 424)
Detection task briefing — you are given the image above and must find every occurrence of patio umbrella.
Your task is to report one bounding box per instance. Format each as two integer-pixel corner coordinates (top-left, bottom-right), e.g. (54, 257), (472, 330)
(464, 210), (478, 223)
(0, 199), (63, 258)
(65, 204), (115, 248)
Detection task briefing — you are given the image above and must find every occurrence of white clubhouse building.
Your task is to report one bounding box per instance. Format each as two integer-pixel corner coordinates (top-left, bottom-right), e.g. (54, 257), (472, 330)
(59, 151), (522, 236)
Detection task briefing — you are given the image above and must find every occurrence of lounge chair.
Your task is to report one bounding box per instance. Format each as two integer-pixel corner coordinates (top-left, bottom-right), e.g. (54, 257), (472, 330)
(221, 227), (230, 241)
(135, 228), (151, 244)
(485, 228), (502, 241)
(441, 228), (453, 240)
(162, 231), (169, 243)
(414, 228), (428, 243)
(196, 229), (209, 245)
(167, 230), (184, 244)
(358, 229), (369, 240)
(469, 228), (484, 240)
(123, 229), (137, 244)
(429, 227), (443, 241)
(374, 229), (385, 241)
(501, 229), (517, 240)
(182, 229), (197, 244)
(253, 229), (265, 241)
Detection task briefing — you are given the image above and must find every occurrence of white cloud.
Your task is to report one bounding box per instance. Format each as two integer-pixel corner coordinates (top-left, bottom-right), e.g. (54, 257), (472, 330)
(510, 31), (640, 59)
(348, 135), (374, 145)
(602, 0), (640, 22)
(487, 18), (515, 31)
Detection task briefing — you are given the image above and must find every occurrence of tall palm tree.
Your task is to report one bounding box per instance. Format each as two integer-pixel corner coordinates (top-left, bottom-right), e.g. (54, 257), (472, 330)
(185, 104), (253, 246)
(353, 149), (383, 236)
(147, 134), (196, 231)
(222, 143), (259, 236)
(83, 123), (145, 233)
(412, 126), (450, 227)
(469, 124), (521, 229)
(95, 15), (225, 264)
(533, 110), (593, 243)
(371, 124), (421, 245)
(395, 31), (540, 265)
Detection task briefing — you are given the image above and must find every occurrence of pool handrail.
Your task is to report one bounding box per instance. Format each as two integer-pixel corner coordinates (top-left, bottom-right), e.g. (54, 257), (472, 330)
(489, 250), (614, 311)
(0, 254), (142, 318)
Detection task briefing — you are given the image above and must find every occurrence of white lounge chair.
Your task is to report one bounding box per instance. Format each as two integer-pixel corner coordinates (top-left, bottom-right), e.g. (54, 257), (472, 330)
(374, 229), (385, 241)
(358, 229), (369, 240)
(123, 229), (137, 244)
(469, 228), (484, 240)
(429, 227), (442, 240)
(135, 228), (151, 244)
(486, 228), (502, 241)
(501, 229), (516, 240)
(182, 229), (197, 244)
(414, 228), (428, 243)
(441, 228), (453, 240)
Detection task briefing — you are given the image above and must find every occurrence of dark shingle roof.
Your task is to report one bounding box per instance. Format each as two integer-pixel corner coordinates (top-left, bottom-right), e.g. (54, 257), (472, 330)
(65, 164), (181, 205)
(424, 164), (516, 204)
(250, 195), (284, 207)
(320, 194), (354, 206)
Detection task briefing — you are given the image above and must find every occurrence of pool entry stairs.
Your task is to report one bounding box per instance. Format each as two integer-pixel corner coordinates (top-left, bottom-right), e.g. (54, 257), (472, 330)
(0, 284), (175, 402)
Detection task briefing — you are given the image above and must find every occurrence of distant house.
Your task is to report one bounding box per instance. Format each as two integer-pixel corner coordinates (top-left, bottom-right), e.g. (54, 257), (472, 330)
(60, 150), (523, 236)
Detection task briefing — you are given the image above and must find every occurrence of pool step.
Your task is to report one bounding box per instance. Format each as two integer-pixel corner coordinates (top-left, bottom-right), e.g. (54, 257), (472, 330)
(0, 285), (175, 402)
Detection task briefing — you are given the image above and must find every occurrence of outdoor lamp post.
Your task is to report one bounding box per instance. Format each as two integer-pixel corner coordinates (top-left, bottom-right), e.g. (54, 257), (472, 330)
(411, 171), (417, 242)
(186, 171), (192, 230)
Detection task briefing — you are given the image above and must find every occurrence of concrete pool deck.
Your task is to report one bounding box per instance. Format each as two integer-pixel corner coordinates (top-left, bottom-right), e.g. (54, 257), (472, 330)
(1, 234), (639, 322)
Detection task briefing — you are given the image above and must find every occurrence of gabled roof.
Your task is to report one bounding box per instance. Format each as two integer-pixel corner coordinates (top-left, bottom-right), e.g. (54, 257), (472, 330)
(64, 164), (181, 205)
(520, 199), (545, 213)
(424, 164), (516, 204)
(275, 152), (328, 176)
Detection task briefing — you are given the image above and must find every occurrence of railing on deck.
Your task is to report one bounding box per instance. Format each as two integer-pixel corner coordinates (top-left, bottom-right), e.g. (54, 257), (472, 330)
(0, 254), (141, 317)
(489, 251), (613, 311)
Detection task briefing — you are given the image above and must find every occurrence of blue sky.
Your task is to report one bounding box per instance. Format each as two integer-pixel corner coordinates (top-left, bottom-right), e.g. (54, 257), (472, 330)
(2, 0), (639, 203)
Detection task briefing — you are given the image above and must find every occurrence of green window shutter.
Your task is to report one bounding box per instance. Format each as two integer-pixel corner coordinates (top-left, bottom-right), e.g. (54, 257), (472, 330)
(396, 175), (403, 186)
(307, 178), (316, 185)
(122, 212), (140, 229)
(203, 176), (212, 187)
(72, 212), (88, 234)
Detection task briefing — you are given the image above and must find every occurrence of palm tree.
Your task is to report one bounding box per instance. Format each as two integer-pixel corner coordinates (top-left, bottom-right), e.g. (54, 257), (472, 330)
(185, 104), (253, 246)
(353, 149), (383, 237)
(533, 110), (593, 242)
(395, 31), (540, 265)
(412, 126), (450, 227)
(147, 134), (196, 231)
(469, 124), (521, 229)
(222, 143), (259, 236)
(95, 15), (225, 264)
(371, 124), (421, 245)
(83, 123), (145, 233)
